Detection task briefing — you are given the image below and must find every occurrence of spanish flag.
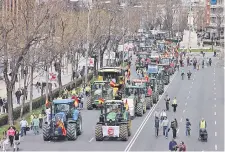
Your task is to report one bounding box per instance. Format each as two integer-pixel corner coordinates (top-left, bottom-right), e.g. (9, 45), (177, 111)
(145, 75), (149, 81)
(45, 99), (50, 107)
(74, 97), (79, 107)
(125, 100), (129, 110)
(110, 81), (116, 87)
(99, 98), (104, 104)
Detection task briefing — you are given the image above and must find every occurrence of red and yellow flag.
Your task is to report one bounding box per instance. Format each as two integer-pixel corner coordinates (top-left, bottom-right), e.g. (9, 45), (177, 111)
(45, 99), (50, 107)
(74, 97), (79, 107)
(125, 99), (129, 111)
(99, 98), (104, 104)
(110, 81), (116, 87)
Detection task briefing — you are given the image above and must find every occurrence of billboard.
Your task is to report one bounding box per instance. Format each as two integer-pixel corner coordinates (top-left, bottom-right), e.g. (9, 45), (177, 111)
(210, 0), (217, 5)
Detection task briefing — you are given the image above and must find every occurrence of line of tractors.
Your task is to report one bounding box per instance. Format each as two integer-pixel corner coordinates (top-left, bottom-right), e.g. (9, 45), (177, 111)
(42, 51), (177, 142)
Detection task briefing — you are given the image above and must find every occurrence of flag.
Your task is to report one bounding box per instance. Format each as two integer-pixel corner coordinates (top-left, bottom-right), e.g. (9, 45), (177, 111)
(99, 98), (104, 104)
(145, 75), (149, 81)
(110, 81), (116, 87)
(74, 96), (79, 107)
(125, 99), (129, 110)
(45, 99), (50, 107)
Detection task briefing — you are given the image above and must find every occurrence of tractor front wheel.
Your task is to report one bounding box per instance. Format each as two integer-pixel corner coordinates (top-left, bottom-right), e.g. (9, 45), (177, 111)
(67, 123), (77, 140)
(95, 124), (103, 141)
(120, 124), (128, 141)
(87, 99), (93, 110)
(136, 102), (143, 116)
(43, 124), (51, 141)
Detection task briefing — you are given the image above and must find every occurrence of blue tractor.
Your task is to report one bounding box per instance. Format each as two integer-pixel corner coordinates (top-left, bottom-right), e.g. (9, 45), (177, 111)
(42, 99), (82, 141)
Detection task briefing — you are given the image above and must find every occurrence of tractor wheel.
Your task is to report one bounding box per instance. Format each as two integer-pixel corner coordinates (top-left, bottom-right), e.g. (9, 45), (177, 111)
(128, 120), (131, 136)
(150, 96), (153, 107)
(136, 102), (143, 116)
(152, 92), (157, 104)
(156, 91), (159, 101)
(120, 124), (129, 141)
(67, 123), (77, 140)
(95, 124), (103, 141)
(43, 124), (51, 141)
(159, 84), (164, 95)
(146, 97), (151, 110)
(87, 99), (93, 110)
(77, 117), (82, 135)
(164, 76), (169, 85)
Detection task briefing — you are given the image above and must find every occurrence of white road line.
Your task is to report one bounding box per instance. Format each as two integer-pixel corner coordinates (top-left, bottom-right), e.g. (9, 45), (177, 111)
(185, 102), (187, 106)
(215, 145), (217, 150)
(189, 91), (191, 94)
(180, 118), (183, 122)
(214, 98), (216, 100)
(214, 92), (216, 95)
(177, 129), (179, 133)
(124, 72), (178, 152)
(89, 137), (94, 142)
(215, 132), (217, 136)
(214, 83), (216, 86)
(214, 73), (216, 75)
(215, 121), (217, 125)
(214, 87), (216, 90)
(214, 112), (217, 115)
(183, 110), (185, 113)
(192, 82), (193, 84)
(215, 104), (216, 107)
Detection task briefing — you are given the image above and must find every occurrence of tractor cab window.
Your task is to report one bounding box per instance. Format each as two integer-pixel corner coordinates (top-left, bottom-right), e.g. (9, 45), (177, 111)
(93, 92), (101, 100)
(55, 104), (70, 113)
(106, 104), (121, 114)
(160, 58), (170, 65)
(100, 72), (119, 83)
(92, 83), (102, 90)
(125, 88), (138, 97)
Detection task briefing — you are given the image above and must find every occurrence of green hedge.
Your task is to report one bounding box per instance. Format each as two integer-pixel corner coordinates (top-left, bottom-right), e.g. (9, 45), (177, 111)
(0, 73), (93, 127)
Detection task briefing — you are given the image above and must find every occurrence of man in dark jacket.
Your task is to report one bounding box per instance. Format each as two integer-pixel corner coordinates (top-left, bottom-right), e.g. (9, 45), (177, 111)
(15, 89), (22, 104)
(155, 117), (160, 137)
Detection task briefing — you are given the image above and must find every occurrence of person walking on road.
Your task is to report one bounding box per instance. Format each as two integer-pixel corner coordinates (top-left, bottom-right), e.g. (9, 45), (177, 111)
(19, 118), (28, 137)
(14, 130), (20, 151)
(186, 118), (191, 136)
(161, 116), (169, 138)
(164, 94), (170, 111)
(7, 126), (15, 147)
(38, 113), (43, 129)
(160, 110), (167, 123)
(155, 116), (160, 137)
(171, 118), (178, 138)
(172, 97), (178, 112)
(154, 108), (160, 120)
(32, 115), (40, 135)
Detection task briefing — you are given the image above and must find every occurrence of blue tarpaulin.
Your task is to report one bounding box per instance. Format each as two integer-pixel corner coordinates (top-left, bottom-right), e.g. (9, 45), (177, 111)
(210, 0), (217, 5)
(148, 65), (158, 74)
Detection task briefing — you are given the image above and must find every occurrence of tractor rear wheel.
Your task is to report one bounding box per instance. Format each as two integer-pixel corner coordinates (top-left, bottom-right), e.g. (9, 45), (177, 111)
(67, 123), (77, 140)
(120, 124), (128, 141)
(146, 97), (151, 110)
(136, 102), (143, 116)
(95, 124), (103, 141)
(77, 117), (82, 135)
(164, 75), (170, 85)
(43, 124), (51, 141)
(87, 99), (93, 110)
(159, 84), (164, 95)
(153, 92), (157, 104)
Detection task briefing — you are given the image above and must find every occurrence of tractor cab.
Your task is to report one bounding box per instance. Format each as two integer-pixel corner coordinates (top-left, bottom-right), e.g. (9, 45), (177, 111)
(95, 100), (131, 141)
(149, 78), (158, 92)
(124, 85), (145, 98)
(131, 79), (150, 95)
(147, 64), (159, 79)
(136, 52), (151, 67)
(150, 52), (160, 64)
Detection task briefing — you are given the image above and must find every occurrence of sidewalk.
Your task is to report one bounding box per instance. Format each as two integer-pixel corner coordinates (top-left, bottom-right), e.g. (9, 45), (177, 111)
(0, 57), (86, 110)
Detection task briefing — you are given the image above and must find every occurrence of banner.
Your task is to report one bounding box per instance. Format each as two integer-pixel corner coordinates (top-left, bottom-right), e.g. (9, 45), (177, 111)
(88, 58), (94, 67)
(102, 126), (120, 137)
(148, 65), (158, 74)
(210, 0), (217, 5)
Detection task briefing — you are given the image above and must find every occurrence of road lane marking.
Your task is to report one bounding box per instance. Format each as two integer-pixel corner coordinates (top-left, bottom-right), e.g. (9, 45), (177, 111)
(215, 145), (217, 150)
(214, 87), (216, 90)
(192, 82), (193, 84)
(177, 129), (179, 133)
(215, 104), (216, 107)
(214, 98), (216, 100)
(185, 102), (187, 106)
(214, 83), (216, 86)
(214, 92), (216, 95)
(214, 112), (217, 115)
(180, 118), (182, 122)
(189, 91), (191, 94)
(215, 121), (216, 125)
(183, 110), (185, 113)
(215, 132), (217, 136)
(89, 137), (94, 142)
(124, 72), (178, 152)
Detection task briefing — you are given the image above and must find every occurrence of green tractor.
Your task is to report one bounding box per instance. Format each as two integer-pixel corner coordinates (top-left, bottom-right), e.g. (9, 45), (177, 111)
(87, 81), (113, 110)
(43, 99), (82, 141)
(149, 78), (160, 103)
(131, 79), (153, 110)
(124, 85), (147, 118)
(95, 100), (131, 141)
(158, 64), (170, 85)
(148, 64), (164, 95)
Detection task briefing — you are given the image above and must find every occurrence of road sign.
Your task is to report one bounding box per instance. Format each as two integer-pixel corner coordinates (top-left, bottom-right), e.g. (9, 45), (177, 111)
(88, 58), (94, 67)
(108, 127), (114, 136)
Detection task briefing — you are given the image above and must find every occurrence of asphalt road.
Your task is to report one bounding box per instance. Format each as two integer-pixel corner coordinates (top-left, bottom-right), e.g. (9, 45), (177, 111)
(127, 53), (224, 151)
(18, 52), (224, 151)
